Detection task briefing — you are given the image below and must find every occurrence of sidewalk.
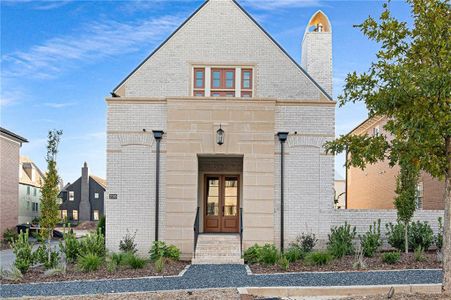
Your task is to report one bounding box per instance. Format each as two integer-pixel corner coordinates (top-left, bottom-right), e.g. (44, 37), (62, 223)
(0, 265), (443, 298)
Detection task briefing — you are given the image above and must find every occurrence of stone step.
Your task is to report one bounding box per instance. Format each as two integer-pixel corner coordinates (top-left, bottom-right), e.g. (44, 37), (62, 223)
(192, 257), (244, 265)
(193, 234), (243, 264)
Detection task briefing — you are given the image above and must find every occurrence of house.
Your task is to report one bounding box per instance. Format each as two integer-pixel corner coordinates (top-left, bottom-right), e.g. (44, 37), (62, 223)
(18, 156), (45, 224)
(346, 115), (445, 210)
(105, 0), (336, 261)
(59, 162), (106, 222)
(0, 127), (28, 236)
(334, 172), (346, 209)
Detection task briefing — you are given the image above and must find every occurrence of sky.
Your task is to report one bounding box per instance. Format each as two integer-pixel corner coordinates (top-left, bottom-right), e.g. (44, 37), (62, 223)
(1, 0), (413, 184)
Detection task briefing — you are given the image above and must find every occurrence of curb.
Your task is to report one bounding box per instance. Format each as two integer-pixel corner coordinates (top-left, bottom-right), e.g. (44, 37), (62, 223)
(238, 283), (442, 298)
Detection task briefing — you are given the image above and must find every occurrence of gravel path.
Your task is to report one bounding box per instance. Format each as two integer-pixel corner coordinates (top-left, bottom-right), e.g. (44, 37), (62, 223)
(0, 265), (442, 298)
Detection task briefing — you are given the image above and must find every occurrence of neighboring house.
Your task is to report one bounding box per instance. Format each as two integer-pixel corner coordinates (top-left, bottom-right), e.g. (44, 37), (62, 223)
(106, 0), (336, 259)
(59, 162), (106, 222)
(0, 127), (28, 236)
(18, 156), (45, 224)
(334, 172), (346, 209)
(346, 115), (445, 210)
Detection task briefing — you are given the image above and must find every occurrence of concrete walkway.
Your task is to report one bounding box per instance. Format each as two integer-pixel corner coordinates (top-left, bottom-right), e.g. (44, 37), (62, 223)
(0, 265), (443, 298)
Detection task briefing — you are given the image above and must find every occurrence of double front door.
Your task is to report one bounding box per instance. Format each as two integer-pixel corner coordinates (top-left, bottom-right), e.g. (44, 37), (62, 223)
(204, 175), (240, 233)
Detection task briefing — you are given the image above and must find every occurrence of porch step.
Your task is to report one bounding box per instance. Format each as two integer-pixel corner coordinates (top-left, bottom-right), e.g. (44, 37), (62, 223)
(192, 234), (244, 265)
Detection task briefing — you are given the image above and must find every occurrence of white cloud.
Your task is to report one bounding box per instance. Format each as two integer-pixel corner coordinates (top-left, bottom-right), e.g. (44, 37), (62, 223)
(42, 102), (77, 109)
(241, 0), (322, 10)
(1, 0), (72, 10)
(0, 89), (26, 107)
(1, 15), (182, 79)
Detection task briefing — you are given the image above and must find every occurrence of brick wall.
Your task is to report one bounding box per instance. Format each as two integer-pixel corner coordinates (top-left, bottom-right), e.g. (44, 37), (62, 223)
(0, 136), (20, 236)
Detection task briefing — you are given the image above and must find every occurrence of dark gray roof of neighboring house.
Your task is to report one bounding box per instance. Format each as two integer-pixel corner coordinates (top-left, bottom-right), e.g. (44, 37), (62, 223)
(0, 127), (28, 143)
(112, 0), (333, 101)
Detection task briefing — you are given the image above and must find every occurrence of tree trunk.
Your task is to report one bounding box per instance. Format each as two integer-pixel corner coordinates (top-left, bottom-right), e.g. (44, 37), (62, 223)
(47, 230), (52, 264)
(442, 137), (451, 294)
(404, 221), (409, 254)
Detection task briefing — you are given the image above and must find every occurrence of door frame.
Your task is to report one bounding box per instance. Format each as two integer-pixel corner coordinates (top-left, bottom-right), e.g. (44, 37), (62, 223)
(203, 174), (240, 233)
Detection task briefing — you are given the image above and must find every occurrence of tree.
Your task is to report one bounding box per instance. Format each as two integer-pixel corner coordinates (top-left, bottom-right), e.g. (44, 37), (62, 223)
(324, 0), (450, 293)
(40, 129), (63, 264)
(394, 163), (419, 253)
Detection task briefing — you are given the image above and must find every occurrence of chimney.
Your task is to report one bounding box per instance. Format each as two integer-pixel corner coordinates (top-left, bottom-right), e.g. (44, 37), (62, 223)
(79, 162), (91, 221)
(301, 10), (333, 97)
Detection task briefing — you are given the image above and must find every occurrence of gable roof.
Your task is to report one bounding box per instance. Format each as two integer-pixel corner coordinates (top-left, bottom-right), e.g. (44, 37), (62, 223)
(0, 127), (28, 144)
(112, 0), (333, 101)
(90, 175), (107, 189)
(19, 156), (45, 187)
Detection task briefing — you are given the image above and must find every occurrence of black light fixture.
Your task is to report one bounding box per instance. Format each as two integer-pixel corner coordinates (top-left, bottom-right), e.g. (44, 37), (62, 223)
(216, 124), (224, 145)
(277, 131), (289, 252)
(152, 130), (164, 241)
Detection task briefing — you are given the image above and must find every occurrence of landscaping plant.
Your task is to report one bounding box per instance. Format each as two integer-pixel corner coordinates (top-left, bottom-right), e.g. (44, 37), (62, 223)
(79, 229), (106, 258)
(290, 233), (317, 253)
(165, 245), (181, 261)
(125, 254), (147, 269)
(382, 252), (401, 265)
(97, 215), (106, 237)
(77, 253), (103, 272)
(277, 255), (289, 271)
(44, 263), (66, 277)
(243, 244), (262, 264)
(149, 241), (180, 261)
(154, 256), (165, 273)
(119, 229), (137, 254)
(284, 246), (304, 263)
(435, 217), (444, 252)
(0, 266), (23, 282)
(39, 130), (63, 267)
(385, 222), (406, 252)
(409, 221), (434, 251)
(327, 222), (356, 258)
(352, 245), (367, 270)
(359, 219), (382, 257)
(11, 229), (33, 274)
(59, 228), (80, 264)
(305, 251), (333, 266)
(414, 246), (426, 262)
(260, 244), (279, 265)
(3, 228), (18, 245)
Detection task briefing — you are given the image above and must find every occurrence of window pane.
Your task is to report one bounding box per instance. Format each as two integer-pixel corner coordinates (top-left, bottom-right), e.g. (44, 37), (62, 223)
(224, 177), (238, 216)
(212, 71), (221, 88)
(195, 91), (204, 97)
(243, 80), (250, 89)
(243, 71), (251, 80)
(207, 178), (219, 216)
(225, 71), (234, 88)
(196, 71), (203, 79)
(93, 210), (99, 221)
(73, 210), (78, 220)
(212, 93), (220, 97)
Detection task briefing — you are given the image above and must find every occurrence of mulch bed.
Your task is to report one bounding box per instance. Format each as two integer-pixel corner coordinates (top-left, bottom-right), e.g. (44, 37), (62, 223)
(1, 260), (189, 285)
(249, 251), (441, 274)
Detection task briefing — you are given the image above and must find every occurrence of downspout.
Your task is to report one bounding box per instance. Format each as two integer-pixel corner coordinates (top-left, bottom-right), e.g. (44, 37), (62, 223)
(152, 130), (164, 241)
(277, 132), (289, 252)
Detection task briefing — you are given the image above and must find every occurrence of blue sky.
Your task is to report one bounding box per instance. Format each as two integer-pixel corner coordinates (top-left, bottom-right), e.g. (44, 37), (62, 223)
(1, 0), (412, 184)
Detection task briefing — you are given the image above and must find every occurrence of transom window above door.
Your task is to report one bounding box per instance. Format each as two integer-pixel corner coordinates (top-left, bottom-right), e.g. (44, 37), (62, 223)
(192, 66), (253, 98)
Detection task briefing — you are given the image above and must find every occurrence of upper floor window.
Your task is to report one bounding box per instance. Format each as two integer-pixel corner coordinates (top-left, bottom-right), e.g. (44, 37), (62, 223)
(94, 192), (99, 199)
(33, 188), (37, 197)
(69, 191), (74, 201)
(241, 69), (253, 98)
(415, 182), (424, 209)
(194, 68), (205, 88)
(27, 186), (31, 195)
(211, 68), (235, 89)
(193, 67), (253, 98)
(372, 126), (380, 136)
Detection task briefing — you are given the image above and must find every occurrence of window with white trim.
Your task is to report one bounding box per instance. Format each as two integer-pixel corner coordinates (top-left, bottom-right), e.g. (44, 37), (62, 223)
(69, 191), (74, 201)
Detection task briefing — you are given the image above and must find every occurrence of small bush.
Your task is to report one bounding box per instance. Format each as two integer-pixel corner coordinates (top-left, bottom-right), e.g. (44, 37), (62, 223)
(414, 246), (426, 262)
(1, 266), (23, 282)
(79, 229), (106, 257)
(352, 246), (366, 270)
(149, 241), (181, 262)
(119, 230), (137, 254)
(154, 257), (165, 273)
(11, 229), (33, 274)
(97, 215), (105, 236)
(382, 251), (400, 264)
(243, 244), (262, 264)
(44, 250), (60, 269)
(106, 259), (118, 273)
(284, 246), (304, 263)
(359, 219), (382, 257)
(31, 217), (40, 225)
(290, 233), (317, 253)
(111, 252), (126, 266)
(260, 244), (279, 265)
(32, 242), (47, 265)
(327, 222), (356, 258)
(44, 263), (66, 277)
(385, 222), (406, 251)
(165, 245), (181, 261)
(435, 217), (443, 251)
(277, 255), (289, 271)
(59, 229), (79, 264)
(125, 254), (147, 269)
(77, 253), (103, 272)
(3, 228), (18, 244)
(409, 221), (434, 251)
(305, 251), (333, 266)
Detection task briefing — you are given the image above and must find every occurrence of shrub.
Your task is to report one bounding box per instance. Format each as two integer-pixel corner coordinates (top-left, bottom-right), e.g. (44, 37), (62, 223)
(3, 228), (18, 244)
(32, 242), (47, 265)
(59, 229), (79, 264)
(385, 222), (406, 251)
(260, 244), (279, 265)
(243, 244), (262, 264)
(149, 241), (181, 262)
(382, 251), (400, 264)
(277, 255), (289, 271)
(79, 229), (106, 257)
(125, 254), (147, 269)
(359, 219), (382, 257)
(305, 251), (333, 266)
(77, 253), (103, 272)
(284, 246), (304, 263)
(409, 221), (434, 251)
(111, 252), (126, 266)
(11, 229), (33, 274)
(106, 259), (118, 273)
(97, 215), (105, 236)
(31, 217), (40, 225)
(327, 222), (356, 258)
(154, 256), (165, 273)
(414, 246), (426, 262)
(435, 217), (443, 251)
(290, 233), (317, 253)
(44, 250), (60, 269)
(165, 245), (181, 261)
(119, 230), (137, 254)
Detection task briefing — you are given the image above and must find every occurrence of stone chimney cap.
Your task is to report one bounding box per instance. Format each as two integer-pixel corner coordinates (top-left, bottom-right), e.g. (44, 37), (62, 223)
(83, 162), (88, 168)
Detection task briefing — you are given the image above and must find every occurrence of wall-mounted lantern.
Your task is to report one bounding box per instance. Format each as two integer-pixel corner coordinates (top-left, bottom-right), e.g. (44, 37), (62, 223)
(216, 124), (224, 145)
